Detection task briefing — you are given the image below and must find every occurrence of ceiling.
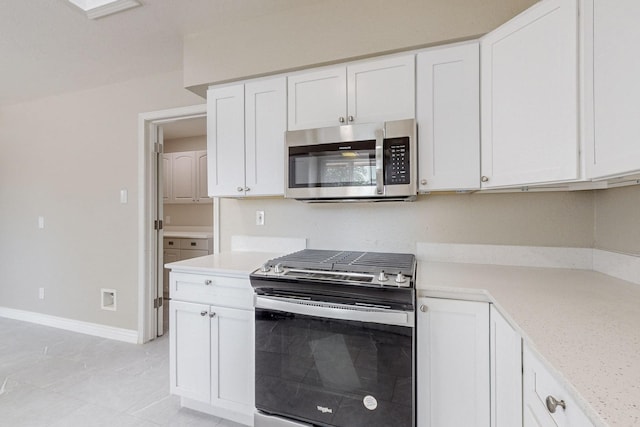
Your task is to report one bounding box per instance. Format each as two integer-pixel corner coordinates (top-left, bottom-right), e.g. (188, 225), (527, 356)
(0, 0), (308, 107)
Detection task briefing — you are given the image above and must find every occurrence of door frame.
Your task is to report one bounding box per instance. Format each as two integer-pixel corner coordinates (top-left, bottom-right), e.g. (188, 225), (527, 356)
(137, 104), (207, 343)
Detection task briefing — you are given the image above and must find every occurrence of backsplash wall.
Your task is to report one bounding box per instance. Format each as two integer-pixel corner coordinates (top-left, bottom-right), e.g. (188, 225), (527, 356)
(218, 191), (596, 253)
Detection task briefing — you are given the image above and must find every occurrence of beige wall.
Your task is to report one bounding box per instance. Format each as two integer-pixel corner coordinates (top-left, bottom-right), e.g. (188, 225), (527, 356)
(164, 135), (206, 153)
(183, 0), (538, 94)
(0, 70), (202, 330)
(219, 192), (596, 253)
(594, 185), (640, 255)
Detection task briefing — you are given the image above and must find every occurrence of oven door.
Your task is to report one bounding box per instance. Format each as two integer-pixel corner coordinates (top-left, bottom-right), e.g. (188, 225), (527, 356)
(254, 296), (415, 427)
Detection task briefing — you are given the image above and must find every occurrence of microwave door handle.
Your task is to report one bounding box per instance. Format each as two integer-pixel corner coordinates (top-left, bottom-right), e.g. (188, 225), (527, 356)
(375, 128), (385, 195)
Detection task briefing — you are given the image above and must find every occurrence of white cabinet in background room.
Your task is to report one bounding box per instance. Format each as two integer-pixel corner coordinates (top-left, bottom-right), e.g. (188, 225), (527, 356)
(523, 344), (594, 427)
(207, 77), (286, 197)
(417, 297), (490, 427)
(163, 151), (210, 204)
(169, 272), (254, 426)
(287, 55), (415, 130)
(584, 0), (640, 179)
(416, 42), (480, 192)
(480, 0), (579, 188)
(490, 305), (523, 427)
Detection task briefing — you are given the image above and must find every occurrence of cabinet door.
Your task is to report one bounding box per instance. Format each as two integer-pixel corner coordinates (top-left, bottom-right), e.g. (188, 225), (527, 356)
(417, 43), (480, 191)
(195, 150), (210, 202)
(287, 66), (347, 130)
(417, 297), (490, 427)
(347, 55), (415, 125)
(172, 152), (197, 203)
(162, 154), (173, 203)
(586, 0), (640, 178)
(480, 0), (579, 188)
(169, 300), (211, 403)
(245, 77), (287, 196)
(523, 344), (595, 427)
(207, 85), (246, 197)
(490, 305), (523, 427)
(210, 306), (254, 419)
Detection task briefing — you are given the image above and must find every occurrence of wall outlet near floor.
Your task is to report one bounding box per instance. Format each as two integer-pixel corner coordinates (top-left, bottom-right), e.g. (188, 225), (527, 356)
(101, 288), (117, 311)
(256, 210), (265, 226)
(38, 287), (45, 300)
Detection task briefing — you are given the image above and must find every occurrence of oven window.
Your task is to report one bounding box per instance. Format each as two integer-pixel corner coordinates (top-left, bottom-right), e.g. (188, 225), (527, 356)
(255, 308), (413, 427)
(289, 140), (376, 188)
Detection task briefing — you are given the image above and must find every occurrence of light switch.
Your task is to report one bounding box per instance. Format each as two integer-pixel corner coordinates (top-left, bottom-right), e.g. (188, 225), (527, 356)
(120, 189), (128, 204)
(38, 216), (45, 229)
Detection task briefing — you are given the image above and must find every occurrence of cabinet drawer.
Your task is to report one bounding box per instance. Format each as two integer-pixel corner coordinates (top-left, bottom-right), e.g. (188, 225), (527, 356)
(164, 238), (180, 249)
(523, 344), (594, 427)
(164, 249), (181, 264)
(170, 272), (254, 309)
(180, 238), (210, 250)
(179, 249), (209, 261)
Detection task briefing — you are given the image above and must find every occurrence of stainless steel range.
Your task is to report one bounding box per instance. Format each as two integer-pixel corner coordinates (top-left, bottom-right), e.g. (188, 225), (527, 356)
(250, 249), (416, 427)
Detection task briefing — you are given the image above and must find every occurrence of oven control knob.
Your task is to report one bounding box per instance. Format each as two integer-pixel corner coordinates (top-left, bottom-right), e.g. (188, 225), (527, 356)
(395, 273), (407, 284)
(378, 271), (389, 282)
(274, 263), (284, 274)
(260, 263), (271, 273)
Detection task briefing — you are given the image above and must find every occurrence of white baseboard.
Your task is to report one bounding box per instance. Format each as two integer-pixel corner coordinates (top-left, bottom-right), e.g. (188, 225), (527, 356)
(0, 307), (139, 344)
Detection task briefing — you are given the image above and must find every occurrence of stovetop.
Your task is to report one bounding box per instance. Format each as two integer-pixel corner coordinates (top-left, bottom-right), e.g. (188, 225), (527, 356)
(251, 249), (416, 289)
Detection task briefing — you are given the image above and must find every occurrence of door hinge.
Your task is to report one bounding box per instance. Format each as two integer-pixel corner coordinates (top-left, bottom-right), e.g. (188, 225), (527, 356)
(154, 142), (163, 154)
(153, 297), (164, 309)
(154, 219), (163, 230)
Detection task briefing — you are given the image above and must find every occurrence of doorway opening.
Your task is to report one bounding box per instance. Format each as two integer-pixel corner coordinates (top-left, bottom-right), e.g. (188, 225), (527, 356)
(137, 104), (215, 343)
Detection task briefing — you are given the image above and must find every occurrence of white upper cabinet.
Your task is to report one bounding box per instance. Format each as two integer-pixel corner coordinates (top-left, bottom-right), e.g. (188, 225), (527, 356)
(288, 55), (415, 130)
(196, 150), (209, 201)
(162, 154), (172, 202)
(207, 77), (286, 198)
(480, 0), (579, 188)
(416, 42), (480, 192)
(244, 78), (287, 196)
(585, 0), (640, 179)
(163, 151), (210, 204)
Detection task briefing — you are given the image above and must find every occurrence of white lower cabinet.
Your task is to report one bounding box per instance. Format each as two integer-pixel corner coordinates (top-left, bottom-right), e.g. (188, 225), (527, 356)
(417, 297), (490, 427)
(169, 273), (254, 426)
(490, 305), (523, 427)
(523, 344), (594, 427)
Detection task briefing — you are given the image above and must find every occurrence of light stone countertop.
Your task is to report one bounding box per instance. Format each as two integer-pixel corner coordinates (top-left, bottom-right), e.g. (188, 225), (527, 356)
(163, 226), (213, 239)
(165, 252), (280, 279)
(417, 261), (640, 427)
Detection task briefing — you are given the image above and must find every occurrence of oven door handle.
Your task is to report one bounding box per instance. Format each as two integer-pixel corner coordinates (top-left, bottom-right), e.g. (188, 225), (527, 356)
(255, 295), (414, 327)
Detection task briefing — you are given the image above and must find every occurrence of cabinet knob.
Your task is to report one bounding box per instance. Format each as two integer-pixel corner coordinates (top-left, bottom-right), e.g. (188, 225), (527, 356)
(200, 311), (207, 316)
(348, 115), (354, 122)
(545, 395), (566, 413)
(339, 116), (345, 123)
(204, 280), (212, 285)
(244, 187), (250, 192)
(419, 305), (427, 313)
(237, 186), (244, 192)
(420, 179), (427, 186)
(209, 312), (216, 318)
(481, 176), (489, 183)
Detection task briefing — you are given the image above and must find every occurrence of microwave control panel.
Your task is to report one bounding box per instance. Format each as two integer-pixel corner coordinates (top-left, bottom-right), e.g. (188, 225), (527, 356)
(384, 137), (410, 185)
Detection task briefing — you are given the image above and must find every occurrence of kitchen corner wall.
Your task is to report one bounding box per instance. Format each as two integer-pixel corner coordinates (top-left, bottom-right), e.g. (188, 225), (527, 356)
(0, 70), (202, 330)
(218, 191), (596, 254)
(594, 185), (640, 255)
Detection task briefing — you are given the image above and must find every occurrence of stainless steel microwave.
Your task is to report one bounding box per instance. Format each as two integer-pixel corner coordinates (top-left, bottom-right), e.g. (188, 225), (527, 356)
(285, 119), (417, 202)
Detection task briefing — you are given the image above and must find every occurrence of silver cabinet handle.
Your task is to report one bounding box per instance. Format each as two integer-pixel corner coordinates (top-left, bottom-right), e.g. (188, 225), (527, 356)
(237, 186), (244, 192)
(481, 176), (489, 183)
(545, 395), (566, 413)
(200, 311), (207, 316)
(339, 116), (345, 123)
(209, 312), (216, 318)
(204, 280), (212, 285)
(420, 179), (427, 186)
(244, 187), (250, 192)
(419, 305), (427, 313)
(348, 115), (354, 122)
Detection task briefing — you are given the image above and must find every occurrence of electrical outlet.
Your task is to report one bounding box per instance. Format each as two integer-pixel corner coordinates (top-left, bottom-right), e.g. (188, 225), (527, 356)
(165, 216), (171, 224)
(120, 189), (128, 204)
(256, 210), (265, 226)
(38, 288), (45, 300)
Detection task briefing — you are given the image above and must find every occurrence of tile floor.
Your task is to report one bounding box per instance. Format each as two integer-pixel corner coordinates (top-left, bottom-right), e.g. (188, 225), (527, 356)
(0, 317), (243, 427)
